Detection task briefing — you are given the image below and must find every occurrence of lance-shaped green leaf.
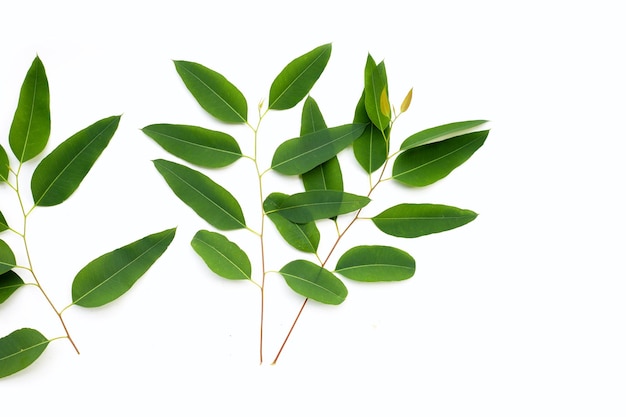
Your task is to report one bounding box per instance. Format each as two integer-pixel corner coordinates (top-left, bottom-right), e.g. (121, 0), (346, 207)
(271, 123), (366, 175)
(72, 228), (176, 308)
(364, 54), (390, 131)
(0, 211), (8, 233)
(269, 43), (332, 110)
(0, 240), (16, 275)
(31, 115), (120, 207)
(393, 130), (488, 187)
(267, 190), (370, 224)
(279, 260), (347, 305)
(335, 245), (415, 282)
(0, 145), (9, 182)
(153, 159), (246, 230)
(174, 60), (247, 124)
(0, 328), (49, 378)
(263, 193), (319, 253)
(142, 124), (242, 168)
(0, 271), (24, 304)
(372, 204), (477, 238)
(191, 230), (251, 280)
(353, 91), (388, 173)
(9, 56), (50, 162)
(400, 120), (488, 150)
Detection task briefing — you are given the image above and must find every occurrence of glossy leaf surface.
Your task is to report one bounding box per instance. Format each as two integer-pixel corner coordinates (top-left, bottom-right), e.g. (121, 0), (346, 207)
(269, 43), (332, 110)
(142, 124), (242, 168)
(9, 57), (50, 162)
(263, 193), (319, 253)
(31, 116), (120, 207)
(279, 260), (347, 305)
(335, 245), (415, 282)
(266, 190), (370, 223)
(0, 271), (24, 304)
(393, 130), (488, 187)
(191, 230), (251, 280)
(364, 55), (390, 131)
(154, 159), (246, 230)
(72, 228), (176, 308)
(372, 204), (477, 238)
(353, 91), (387, 173)
(0, 145), (8, 182)
(174, 60), (247, 124)
(400, 120), (488, 150)
(0, 240), (16, 275)
(0, 211), (8, 233)
(0, 328), (48, 378)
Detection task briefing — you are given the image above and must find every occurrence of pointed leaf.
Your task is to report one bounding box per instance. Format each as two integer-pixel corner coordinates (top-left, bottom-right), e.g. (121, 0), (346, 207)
(279, 260), (347, 305)
(380, 87), (391, 118)
(191, 230), (251, 280)
(174, 60), (247, 124)
(72, 228), (176, 308)
(0, 145), (9, 182)
(335, 245), (415, 282)
(400, 88), (413, 113)
(31, 116), (120, 207)
(400, 120), (488, 150)
(0, 328), (49, 378)
(353, 90), (388, 173)
(142, 124), (242, 168)
(0, 271), (24, 304)
(372, 204), (477, 238)
(263, 193), (319, 253)
(0, 211), (8, 233)
(271, 123), (366, 175)
(9, 56), (50, 162)
(393, 130), (488, 187)
(364, 55), (390, 131)
(269, 43), (332, 110)
(300, 96), (328, 135)
(153, 159), (246, 230)
(266, 190), (370, 224)
(0, 240), (16, 275)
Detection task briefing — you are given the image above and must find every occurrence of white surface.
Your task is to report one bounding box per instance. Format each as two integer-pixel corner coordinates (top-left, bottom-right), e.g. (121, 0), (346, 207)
(1, 1), (625, 415)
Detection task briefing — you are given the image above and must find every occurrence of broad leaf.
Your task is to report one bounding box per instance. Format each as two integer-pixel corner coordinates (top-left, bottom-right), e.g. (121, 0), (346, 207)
(372, 204), (477, 238)
(31, 115), (120, 207)
(393, 130), (488, 187)
(0, 145), (9, 182)
(0, 271), (24, 304)
(0, 211), (8, 233)
(353, 91), (388, 173)
(335, 245), (415, 282)
(174, 60), (247, 124)
(268, 43), (332, 110)
(153, 159), (246, 230)
(0, 240), (16, 275)
(142, 124), (242, 168)
(279, 260), (347, 305)
(191, 230), (251, 280)
(266, 190), (370, 223)
(271, 123), (366, 175)
(263, 193), (319, 253)
(400, 120), (488, 150)
(364, 55), (390, 131)
(72, 228), (176, 308)
(0, 328), (49, 378)
(9, 56), (50, 162)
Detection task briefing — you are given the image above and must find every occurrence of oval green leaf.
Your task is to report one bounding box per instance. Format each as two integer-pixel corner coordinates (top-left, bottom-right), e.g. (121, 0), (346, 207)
(174, 60), (247, 124)
(263, 193), (319, 253)
(0, 271), (24, 304)
(268, 43), (332, 110)
(364, 54), (390, 131)
(0, 240), (16, 275)
(267, 190), (370, 224)
(0, 328), (49, 378)
(31, 115), (120, 207)
(191, 230), (251, 280)
(372, 204), (477, 238)
(9, 56), (50, 162)
(0, 211), (9, 233)
(0, 145), (9, 182)
(335, 245), (415, 282)
(400, 120), (489, 150)
(393, 130), (488, 187)
(271, 123), (366, 175)
(153, 159), (246, 230)
(72, 228), (176, 308)
(279, 260), (347, 305)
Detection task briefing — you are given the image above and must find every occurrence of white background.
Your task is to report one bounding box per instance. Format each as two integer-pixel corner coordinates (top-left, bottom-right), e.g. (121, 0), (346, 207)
(1, 1), (625, 415)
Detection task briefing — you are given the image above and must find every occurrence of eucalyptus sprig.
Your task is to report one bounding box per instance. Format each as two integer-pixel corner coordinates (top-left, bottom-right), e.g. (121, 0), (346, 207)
(0, 57), (175, 378)
(143, 43), (489, 364)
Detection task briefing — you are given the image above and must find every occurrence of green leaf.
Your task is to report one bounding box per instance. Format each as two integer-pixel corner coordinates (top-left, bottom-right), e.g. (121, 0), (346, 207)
(335, 245), (415, 282)
(0, 328), (49, 378)
(72, 228), (176, 308)
(0, 271), (24, 304)
(364, 55), (390, 131)
(31, 116), (120, 207)
(392, 130), (488, 187)
(263, 193), (319, 253)
(191, 230), (251, 280)
(372, 204), (477, 238)
(0, 240), (16, 275)
(400, 120), (488, 150)
(353, 91), (388, 173)
(174, 60), (247, 124)
(266, 190), (370, 223)
(153, 159), (246, 230)
(0, 211), (8, 233)
(271, 123), (366, 175)
(9, 56), (50, 162)
(0, 145), (9, 182)
(269, 43), (332, 110)
(279, 260), (347, 305)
